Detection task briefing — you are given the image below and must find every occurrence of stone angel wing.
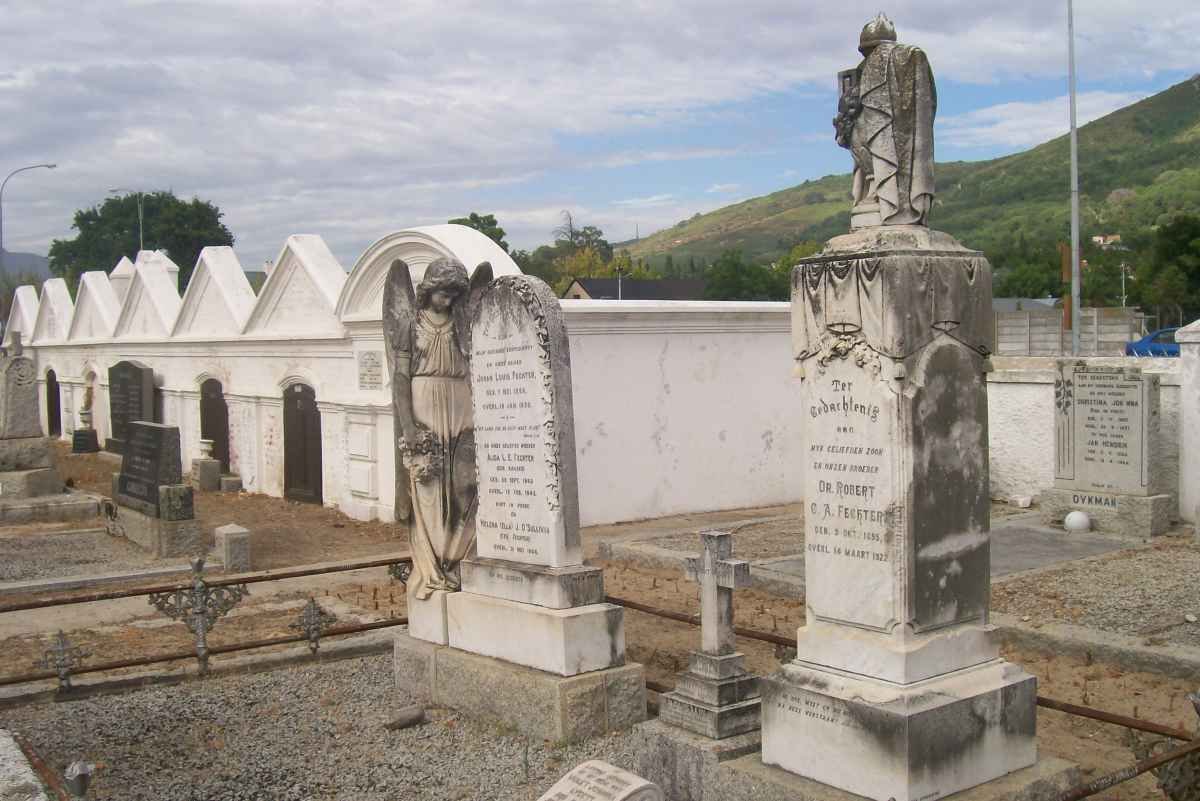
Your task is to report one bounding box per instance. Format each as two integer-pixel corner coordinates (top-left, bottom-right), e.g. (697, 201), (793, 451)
(383, 258), (418, 525)
(452, 261), (494, 360)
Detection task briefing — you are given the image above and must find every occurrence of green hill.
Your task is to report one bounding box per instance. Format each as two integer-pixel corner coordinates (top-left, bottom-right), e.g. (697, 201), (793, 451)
(621, 75), (1200, 274)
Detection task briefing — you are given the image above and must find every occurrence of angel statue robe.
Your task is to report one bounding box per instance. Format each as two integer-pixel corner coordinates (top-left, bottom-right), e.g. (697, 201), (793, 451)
(847, 41), (936, 226)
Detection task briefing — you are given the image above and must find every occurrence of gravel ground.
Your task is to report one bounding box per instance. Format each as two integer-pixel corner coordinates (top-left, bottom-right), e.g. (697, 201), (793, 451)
(0, 654), (641, 801)
(0, 529), (163, 583)
(993, 538), (1200, 647)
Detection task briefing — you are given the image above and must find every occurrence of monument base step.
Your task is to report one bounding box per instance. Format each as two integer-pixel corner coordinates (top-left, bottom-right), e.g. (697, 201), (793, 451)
(407, 586), (450, 645)
(114, 504), (207, 558)
(447, 591), (625, 676)
(393, 628), (645, 744)
(219, 475), (243, 492)
(702, 752), (1078, 801)
(0, 467), (62, 500)
(0, 492), (100, 524)
(460, 556), (604, 609)
(1041, 488), (1172, 538)
(660, 691), (761, 740)
(761, 659), (1038, 801)
(634, 718), (762, 801)
(0, 436), (52, 471)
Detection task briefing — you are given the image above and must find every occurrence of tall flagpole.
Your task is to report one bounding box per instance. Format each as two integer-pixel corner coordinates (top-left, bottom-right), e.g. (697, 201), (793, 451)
(1068, 0), (1081, 355)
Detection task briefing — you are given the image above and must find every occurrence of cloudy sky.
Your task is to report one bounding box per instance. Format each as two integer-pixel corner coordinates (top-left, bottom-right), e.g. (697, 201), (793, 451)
(2, 1), (1198, 271)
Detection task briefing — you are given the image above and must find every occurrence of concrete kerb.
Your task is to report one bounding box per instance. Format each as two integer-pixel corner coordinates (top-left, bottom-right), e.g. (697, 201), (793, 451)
(993, 613), (1200, 681)
(597, 514), (805, 596)
(0, 558), (224, 598)
(0, 629), (396, 710)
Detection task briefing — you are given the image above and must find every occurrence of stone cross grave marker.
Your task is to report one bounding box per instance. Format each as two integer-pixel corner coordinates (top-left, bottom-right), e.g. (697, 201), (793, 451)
(684, 530), (749, 655)
(661, 529), (761, 739)
(537, 760), (664, 801)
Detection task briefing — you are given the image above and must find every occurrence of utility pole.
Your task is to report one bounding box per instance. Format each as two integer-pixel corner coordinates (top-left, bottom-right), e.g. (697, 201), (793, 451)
(109, 188), (145, 251)
(1068, 0), (1082, 355)
(0, 163), (57, 276)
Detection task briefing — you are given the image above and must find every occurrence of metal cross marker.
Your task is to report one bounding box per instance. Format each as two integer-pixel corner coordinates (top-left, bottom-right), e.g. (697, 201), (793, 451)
(149, 557), (248, 675)
(35, 630), (90, 691)
(685, 530), (750, 655)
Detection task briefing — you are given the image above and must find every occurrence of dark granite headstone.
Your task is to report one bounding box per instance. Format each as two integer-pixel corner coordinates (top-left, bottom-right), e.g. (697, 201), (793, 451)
(106, 361), (155, 454)
(115, 421), (183, 517)
(72, 428), (101, 453)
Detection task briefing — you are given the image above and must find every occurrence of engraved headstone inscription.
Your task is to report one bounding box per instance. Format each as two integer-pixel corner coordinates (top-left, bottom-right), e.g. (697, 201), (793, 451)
(470, 274), (580, 567)
(537, 761), (664, 801)
(0, 351), (42, 439)
(106, 361), (155, 454)
(1043, 361), (1171, 536)
(116, 422), (183, 517)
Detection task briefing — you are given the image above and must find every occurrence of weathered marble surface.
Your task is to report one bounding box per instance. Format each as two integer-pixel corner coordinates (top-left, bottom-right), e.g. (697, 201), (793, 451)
(471, 274), (580, 568)
(445, 592), (625, 677)
(459, 556), (604, 609)
(0, 354), (42, 440)
(214, 523), (251, 572)
(0, 437), (51, 471)
(762, 660), (1036, 801)
(834, 14), (936, 228)
(1041, 487), (1171, 539)
(1053, 362), (1164, 496)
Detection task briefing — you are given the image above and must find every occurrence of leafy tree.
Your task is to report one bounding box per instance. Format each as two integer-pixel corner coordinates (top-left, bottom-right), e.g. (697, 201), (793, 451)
(702, 251), (789, 301)
(994, 258), (1064, 299)
(448, 212), (509, 253)
(48, 191), (233, 291)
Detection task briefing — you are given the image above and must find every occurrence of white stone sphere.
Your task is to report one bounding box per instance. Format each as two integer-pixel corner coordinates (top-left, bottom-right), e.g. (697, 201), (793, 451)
(1064, 511), (1092, 532)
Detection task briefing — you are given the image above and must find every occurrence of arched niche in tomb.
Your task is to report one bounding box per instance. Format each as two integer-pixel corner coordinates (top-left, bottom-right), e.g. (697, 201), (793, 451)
(336, 225), (521, 324)
(45, 368), (61, 437)
(283, 382), (323, 504)
(199, 377), (231, 473)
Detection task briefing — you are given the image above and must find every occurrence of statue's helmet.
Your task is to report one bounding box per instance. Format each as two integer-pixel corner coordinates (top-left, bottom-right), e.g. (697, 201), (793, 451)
(859, 12), (897, 55)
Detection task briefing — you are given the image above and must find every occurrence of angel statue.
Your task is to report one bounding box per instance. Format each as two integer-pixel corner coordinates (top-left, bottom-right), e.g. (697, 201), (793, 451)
(383, 256), (493, 600)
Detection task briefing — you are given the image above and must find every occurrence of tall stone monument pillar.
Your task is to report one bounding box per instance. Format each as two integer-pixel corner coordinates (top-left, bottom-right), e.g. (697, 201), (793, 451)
(760, 15), (1038, 801)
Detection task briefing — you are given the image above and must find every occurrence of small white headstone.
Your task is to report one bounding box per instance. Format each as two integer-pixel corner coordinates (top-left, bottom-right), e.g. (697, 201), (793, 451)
(537, 760), (663, 801)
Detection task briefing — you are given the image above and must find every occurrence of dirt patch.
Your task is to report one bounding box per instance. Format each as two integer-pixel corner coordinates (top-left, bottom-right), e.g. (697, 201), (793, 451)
(54, 443), (404, 569)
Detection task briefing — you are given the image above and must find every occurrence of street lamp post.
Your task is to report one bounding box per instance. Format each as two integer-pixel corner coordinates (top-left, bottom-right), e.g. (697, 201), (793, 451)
(0, 163), (57, 275)
(109, 188), (145, 252)
(1068, 0), (1081, 355)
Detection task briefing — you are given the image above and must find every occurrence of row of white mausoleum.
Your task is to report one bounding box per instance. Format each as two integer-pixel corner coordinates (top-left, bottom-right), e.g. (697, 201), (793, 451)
(6, 224), (1196, 527)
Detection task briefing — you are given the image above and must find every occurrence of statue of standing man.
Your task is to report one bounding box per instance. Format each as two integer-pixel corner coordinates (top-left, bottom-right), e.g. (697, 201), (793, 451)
(833, 13), (937, 228)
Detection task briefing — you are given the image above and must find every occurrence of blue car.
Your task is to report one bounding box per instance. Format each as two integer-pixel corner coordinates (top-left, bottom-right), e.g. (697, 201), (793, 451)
(1125, 327), (1180, 357)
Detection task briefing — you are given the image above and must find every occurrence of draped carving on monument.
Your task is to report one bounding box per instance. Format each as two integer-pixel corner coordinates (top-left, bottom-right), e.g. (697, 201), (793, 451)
(482, 275), (564, 513)
(793, 254), (990, 365)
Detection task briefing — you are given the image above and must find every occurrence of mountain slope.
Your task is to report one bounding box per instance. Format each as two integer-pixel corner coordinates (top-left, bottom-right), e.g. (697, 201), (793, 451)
(0, 250), (50, 278)
(622, 75), (1200, 271)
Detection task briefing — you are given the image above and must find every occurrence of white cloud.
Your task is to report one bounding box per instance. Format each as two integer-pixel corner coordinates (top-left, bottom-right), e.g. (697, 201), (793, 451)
(706, 183), (741, 194)
(939, 90), (1150, 149)
(1, 2), (1197, 265)
(613, 194), (676, 208)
